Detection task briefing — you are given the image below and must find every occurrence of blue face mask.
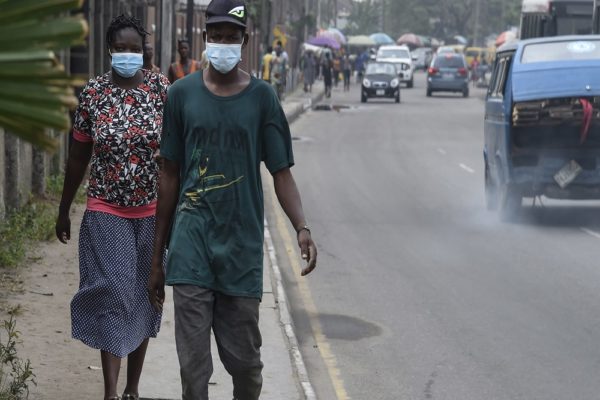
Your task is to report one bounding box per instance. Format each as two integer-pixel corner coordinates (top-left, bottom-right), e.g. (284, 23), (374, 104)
(110, 52), (143, 78)
(205, 40), (243, 74)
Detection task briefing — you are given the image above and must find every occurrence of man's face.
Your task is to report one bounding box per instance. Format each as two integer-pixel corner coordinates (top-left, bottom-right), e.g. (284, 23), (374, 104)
(178, 42), (190, 58)
(144, 43), (154, 60)
(205, 23), (246, 45)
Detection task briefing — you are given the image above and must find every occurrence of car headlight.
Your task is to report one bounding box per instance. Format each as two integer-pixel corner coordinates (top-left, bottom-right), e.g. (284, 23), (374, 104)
(390, 78), (399, 88)
(363, 78), (371, 88)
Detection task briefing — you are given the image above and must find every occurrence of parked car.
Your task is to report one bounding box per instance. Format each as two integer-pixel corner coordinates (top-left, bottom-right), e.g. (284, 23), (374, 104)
(361, 62), (401, 103)
(426, 53), (469, 97)
(484, 35), (600, 218)
(376, 45), (414, 88)
(412, 47), (433, 70)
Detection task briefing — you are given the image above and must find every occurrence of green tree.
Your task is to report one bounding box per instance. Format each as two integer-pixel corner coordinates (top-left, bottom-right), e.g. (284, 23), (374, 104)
(382, 0), (521, 43)
(0, 0), (88, 151)
(345, 0), (381, 35)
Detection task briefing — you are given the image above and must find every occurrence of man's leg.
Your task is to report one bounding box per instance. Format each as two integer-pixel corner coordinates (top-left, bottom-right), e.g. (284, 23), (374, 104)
(173, 285), (214, 400)
(213, 293), (263, 400)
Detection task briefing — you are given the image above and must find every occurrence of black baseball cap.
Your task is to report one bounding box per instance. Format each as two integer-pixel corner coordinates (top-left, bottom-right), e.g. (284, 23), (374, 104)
(206, 0), (247, 28)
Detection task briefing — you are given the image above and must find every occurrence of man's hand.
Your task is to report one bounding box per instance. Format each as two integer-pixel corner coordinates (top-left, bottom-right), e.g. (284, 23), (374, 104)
(55, 212), (71, 244)
(147, 264), (166, 312)
(298, 230), (317, 276)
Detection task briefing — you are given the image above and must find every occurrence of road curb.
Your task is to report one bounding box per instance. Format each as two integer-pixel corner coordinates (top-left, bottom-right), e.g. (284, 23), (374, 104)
(264, 220), (317, 400)
(285, 88), (326, 125)
(261, 85), (324, 400)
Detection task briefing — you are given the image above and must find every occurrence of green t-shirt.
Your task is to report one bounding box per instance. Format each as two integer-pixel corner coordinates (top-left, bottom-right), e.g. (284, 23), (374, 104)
(160, 72), (294, 298)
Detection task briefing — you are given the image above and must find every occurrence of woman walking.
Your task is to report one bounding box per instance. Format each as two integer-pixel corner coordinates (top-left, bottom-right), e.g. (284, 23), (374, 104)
(55, 15), (169, 400)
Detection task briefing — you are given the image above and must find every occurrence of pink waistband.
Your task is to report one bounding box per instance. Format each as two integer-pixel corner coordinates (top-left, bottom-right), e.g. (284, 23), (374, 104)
(87, 197), (157, 219)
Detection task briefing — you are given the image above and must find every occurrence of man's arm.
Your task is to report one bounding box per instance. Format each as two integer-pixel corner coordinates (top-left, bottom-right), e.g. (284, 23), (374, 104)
(148, 158), (181, 311)
(273, 167), (317, 276)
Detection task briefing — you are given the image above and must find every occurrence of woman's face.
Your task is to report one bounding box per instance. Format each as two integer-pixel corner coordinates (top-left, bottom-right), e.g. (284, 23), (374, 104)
(110, 27), (143, 55)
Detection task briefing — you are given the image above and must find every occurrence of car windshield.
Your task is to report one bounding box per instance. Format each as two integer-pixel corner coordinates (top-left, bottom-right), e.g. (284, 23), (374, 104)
(366, 63), (396, 75)
(378, 49), (410, 59)
(521, 40), (600, 63)
(434, 56), (465, 68)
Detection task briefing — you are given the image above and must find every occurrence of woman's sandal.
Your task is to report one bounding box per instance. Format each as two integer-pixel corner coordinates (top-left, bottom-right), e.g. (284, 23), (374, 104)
(121, 394), (139, 400)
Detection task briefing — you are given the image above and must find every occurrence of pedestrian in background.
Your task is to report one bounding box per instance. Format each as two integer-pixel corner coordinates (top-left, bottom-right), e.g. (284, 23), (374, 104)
(168, 39), (202, 83)
(270, 45), (287, 100)
(322, 51), (333, 98)
(55, 14), (169, 400)
(143, 41), (161, 73)
(147, 1), (318, 399)
(342, 54), (352, 92)
(332, 53), (341, 88)
(302, 50), (316, 93)
(260, 46), (273, 82)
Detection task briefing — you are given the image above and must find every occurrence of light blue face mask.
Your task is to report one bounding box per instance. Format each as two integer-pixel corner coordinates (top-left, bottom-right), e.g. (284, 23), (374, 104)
(110, 52), (143, 78)
(205, 40), (244, 74)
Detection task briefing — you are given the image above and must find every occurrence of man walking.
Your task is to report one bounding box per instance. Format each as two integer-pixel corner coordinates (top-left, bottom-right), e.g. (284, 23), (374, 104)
(168, 39), (202, 83)
(148, 0), (318, 399)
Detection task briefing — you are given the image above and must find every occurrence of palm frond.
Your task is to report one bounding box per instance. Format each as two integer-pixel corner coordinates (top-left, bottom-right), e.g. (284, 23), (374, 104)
(0, 0), (88, 151)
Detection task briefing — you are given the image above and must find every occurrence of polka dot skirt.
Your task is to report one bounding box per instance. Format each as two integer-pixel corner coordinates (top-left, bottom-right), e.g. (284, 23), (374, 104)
(71, 210), (162, 358)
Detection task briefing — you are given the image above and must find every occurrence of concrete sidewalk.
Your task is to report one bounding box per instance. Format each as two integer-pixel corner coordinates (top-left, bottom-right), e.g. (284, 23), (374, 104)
(139, 82), (324, 400)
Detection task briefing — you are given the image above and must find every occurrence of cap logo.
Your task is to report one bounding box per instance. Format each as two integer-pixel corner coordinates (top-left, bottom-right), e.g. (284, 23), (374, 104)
(228, 6), (245, 18)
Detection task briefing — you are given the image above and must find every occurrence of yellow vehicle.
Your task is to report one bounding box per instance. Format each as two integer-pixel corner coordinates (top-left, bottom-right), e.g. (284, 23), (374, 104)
(465, 47), (485, 66)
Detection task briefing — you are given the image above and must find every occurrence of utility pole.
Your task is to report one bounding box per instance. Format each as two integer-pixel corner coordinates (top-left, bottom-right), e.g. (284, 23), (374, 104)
(186, 0), (194, 56)
(473, 0), (481, 46)
(316, 0), (321, 29)
(160, 0), (174, 73)
(304, 0), (310, 39)
(333, 0), (338, 27)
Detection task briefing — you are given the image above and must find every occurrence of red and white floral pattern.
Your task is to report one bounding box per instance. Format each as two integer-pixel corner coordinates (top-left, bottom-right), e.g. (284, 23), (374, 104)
(73, 70), (169, 207)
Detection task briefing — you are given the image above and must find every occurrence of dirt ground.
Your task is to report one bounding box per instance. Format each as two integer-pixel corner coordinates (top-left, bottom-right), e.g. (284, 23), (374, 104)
(0, 205), (129, 399)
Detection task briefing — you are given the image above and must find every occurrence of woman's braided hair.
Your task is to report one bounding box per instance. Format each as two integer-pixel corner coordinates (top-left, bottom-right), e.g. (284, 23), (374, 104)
(106, 14), (149, 49)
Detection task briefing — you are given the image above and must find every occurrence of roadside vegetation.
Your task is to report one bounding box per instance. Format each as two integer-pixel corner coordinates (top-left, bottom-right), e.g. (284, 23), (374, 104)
(0, 313), (35, 400)
(0, 174), (84, 399)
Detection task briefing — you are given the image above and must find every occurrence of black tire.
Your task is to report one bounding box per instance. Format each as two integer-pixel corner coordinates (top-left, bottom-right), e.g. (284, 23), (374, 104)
(426, 89), (432, 97)
(485, 164), (498, 211)
(498, 184), (522, 221)
(407, 78), (414, 88)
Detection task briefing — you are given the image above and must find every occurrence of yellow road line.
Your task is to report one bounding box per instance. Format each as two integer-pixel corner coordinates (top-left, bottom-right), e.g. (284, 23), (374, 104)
(268, 183), (351, 400)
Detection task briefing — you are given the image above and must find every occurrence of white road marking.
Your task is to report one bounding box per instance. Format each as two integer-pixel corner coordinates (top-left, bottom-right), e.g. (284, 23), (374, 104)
(459, 163), (475, 174)
(581, 227), (600, 240)
(437, 148), (447, 155)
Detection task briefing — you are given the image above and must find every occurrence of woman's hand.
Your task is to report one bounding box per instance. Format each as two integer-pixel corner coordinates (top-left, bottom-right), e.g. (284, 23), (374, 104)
(55, 212), (71, 244)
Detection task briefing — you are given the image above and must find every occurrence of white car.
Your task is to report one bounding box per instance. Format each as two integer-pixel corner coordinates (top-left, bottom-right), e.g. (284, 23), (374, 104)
(376, 45), (414, 88)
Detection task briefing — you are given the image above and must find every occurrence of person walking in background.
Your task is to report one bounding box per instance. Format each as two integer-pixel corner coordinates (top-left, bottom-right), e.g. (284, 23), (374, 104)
(270, 45), (287, 100)
(342, 54), (352, 92)
(322, 52), (333, 98)
(470, 55), (480, 87)
(260, 46), (273, 82)
(147, 1), (318, 399)
(55, 14), (169, 400)
(143, 41), (161, 73)
(168, 39), (202, 83)
(301, 50), (316, 93)
(332, 53), (341, 88)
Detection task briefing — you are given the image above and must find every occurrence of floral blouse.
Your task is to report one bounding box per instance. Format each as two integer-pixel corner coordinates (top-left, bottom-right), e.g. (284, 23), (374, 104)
(73, 70), (170, 207)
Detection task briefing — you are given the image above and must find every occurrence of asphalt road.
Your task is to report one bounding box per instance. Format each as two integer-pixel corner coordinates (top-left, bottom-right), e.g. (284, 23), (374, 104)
(265, 72), (600, 400)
